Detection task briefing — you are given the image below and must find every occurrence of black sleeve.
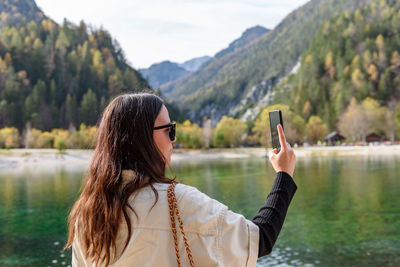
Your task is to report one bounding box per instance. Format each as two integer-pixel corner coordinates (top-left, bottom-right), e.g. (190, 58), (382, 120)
(251, 171), (297, 257)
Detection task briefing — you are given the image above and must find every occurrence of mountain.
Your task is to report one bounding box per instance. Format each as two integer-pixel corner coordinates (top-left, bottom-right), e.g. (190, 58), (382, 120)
(139, 61), (188, 89)
(139, 25), (268, 95)
(0, 0), (45, 28)
(161, 25), (269, 97)
(214, 25), (269, 59)
(179, 56), (212, 72)
(274, 0), (400, 130)
(139, 55), (211, 89)
(0, 0), (150, 130)
(162, 0), (375, 125)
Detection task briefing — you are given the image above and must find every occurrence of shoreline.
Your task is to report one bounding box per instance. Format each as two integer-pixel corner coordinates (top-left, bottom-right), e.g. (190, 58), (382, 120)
(1, 146), (400, 171)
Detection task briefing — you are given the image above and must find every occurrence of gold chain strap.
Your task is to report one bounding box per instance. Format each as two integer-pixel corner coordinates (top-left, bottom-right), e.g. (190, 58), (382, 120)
(167, 183), (195, 267)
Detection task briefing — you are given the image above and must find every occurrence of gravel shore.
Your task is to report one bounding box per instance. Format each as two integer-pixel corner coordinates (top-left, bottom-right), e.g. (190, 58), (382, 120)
(1, 145), (400, 171)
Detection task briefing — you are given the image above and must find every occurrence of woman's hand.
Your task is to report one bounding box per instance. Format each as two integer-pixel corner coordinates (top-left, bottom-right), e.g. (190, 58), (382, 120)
(268, 124), (296, 178)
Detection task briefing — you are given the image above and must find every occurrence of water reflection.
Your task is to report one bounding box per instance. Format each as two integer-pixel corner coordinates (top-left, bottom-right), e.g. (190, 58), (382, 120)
(0, 155), (399, 266)
(0, 167), (82, 266)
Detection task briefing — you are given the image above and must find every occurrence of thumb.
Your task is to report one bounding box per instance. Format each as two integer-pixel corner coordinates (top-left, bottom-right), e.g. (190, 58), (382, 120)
(269, 149), (277, 160)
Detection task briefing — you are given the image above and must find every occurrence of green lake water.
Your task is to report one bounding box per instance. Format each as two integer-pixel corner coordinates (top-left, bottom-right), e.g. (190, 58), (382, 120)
(0, 155), (399, 266)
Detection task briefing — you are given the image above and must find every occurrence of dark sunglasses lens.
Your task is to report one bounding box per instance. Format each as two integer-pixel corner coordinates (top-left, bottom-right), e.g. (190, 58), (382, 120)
(169, 124), (175, 141)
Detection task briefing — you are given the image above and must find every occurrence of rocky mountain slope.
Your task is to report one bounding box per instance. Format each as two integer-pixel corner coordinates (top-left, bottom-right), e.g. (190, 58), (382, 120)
(162, 0), (374, 125)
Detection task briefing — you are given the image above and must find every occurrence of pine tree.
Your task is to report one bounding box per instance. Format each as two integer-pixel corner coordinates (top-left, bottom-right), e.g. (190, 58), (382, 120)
(79, 89), (98, 126)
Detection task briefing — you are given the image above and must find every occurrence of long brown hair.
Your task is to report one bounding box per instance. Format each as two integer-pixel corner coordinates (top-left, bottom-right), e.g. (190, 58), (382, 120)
(65, 93), (173, 265)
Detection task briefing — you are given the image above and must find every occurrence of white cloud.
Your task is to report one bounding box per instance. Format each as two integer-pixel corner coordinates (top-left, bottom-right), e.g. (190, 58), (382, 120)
(35, 0), (309, 68)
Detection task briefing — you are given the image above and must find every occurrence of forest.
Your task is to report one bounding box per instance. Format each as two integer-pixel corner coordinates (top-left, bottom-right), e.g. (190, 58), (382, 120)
(1, 0), (400, 149)
(275, 0), (400, 138)
(0, 16), (148, 131)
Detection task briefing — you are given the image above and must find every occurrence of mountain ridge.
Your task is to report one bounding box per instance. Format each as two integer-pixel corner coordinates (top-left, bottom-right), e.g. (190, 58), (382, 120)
(0, 0), (151, 130)
(179, 55), (211, 72)
(139, 61), (188, 89)
(141, 25), (269, 92)
(214, 25), (269, 59)
(162, 0), (375, 125)
(161, 24), (271, 98)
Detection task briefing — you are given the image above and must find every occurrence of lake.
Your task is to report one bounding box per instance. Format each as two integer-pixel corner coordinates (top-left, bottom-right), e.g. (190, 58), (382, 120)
(0, 154), (399, 266)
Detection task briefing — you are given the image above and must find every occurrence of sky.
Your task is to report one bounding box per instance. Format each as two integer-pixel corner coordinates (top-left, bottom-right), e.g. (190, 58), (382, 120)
(35, 0), (309, 69)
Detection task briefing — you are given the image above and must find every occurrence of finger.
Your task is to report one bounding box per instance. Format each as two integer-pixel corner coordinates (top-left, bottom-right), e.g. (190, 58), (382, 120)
(277, 124), (287, 150)
(269, 149), (277, 159)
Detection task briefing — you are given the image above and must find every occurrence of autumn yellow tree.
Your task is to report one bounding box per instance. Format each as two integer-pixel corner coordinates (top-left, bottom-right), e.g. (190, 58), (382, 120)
(375, 34), (387, 69)
(213, 116), (247, 147)
(338, 97), (384, 142)
(362, 50), (372, 71)
(75, 123), (98, 149)
(351, 68), (364, 89)
(324, 51), (336, 79)
(0, 127), (20, 148)
(302, 100), (311, 118)
(381, 100), (397, 142)
(36, 131), (53, 148)
(176, 120), (203, 149)
(305, 116), (328, 144)
(367, 64), (379, 82)
(253, 104), (305, 147)
(51, 129), (72, 150)
(361, 97), (382, 134)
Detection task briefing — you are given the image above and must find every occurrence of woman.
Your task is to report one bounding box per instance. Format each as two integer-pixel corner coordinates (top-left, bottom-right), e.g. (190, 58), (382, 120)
(66, 93), (297, 267)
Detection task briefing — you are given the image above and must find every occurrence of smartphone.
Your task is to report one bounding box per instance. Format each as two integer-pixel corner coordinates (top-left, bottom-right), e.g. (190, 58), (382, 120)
(269, 110), (284, 152)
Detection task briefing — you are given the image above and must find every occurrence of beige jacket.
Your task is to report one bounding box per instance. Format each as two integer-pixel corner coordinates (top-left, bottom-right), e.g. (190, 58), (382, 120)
(72, 170), (259, 267)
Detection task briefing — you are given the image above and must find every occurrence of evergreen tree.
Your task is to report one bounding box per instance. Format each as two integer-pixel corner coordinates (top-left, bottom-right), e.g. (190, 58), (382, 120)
(79, 89), (98, 126)
(0, 12), (149, 131)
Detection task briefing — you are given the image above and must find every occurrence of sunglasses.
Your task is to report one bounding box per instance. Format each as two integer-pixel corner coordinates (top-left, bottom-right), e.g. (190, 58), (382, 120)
(153, 122), (176, 141)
